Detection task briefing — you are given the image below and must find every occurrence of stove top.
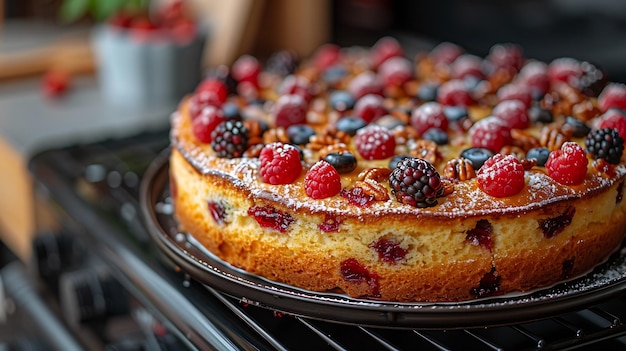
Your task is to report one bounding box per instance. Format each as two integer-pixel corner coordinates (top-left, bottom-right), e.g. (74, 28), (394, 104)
(22, 129), (626, 350)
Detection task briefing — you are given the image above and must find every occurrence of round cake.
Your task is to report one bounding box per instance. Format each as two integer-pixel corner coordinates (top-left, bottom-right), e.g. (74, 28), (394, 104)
(169, 38), (626, 302)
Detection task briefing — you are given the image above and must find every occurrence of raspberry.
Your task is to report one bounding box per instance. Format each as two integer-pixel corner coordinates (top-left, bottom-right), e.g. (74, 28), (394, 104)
(232, 55), (261, 87)
(377, 56), (412, 87)
(476, 154), (525, 197)
(487, 43), (524, 74)
(585, 128), (624, 165)
(598, 83), (626, 112)
(192, 105), (226, 143)
(312, 43), (341, 71)
(353, 94), (387, 123)
(348, 71), (384, 99)
(545, 142), (589, 185)
(195, 77), (229, 104)
(436, 79), (475, 107)
(410, 102), (449, 136)
(517, 61), (550, 97)
(389, 157), (442, 208)
(548, 57), (582, 85)
(278, 75), (314, 103)
(371, 36), (404, 69)
(496, 83), (532, 108)
(430, 42), (464, 65)
(450, 54), (485, 80)
(304, 160), (342, 199)
(491, 99), (530, 129)
(354, 125), (396, 160)
(469, 116), (513, 153)
(259, 142), (303, 184)
(598, 109), (626, 142)
(210, 120), (249, 158)
(273, 94), (308, 128)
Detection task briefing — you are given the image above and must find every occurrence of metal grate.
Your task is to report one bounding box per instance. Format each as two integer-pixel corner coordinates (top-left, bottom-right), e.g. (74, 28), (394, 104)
(28, 130), (626, 350)
(205, 285), (626, 351)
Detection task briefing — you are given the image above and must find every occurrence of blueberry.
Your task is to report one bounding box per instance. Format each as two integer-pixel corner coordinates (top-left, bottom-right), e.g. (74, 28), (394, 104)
(324, 152), (357, 174)
(287, 124), (316, 145)
(444, 106), (469, 122)
(564, 116), (591, 138)
(329, 90), (356, 111)
(463, 76), (482, 91)
(266, 50), (299, 76)
(422, 128), (449, 145)
(222, 102), (241, 119)
(323, 65), (348, 84)
(530, 88), (545, 101)
(389, 154), (411, 169)
(460, 147), (495, 170)
(336, 116), (367, 136)
(417, 83), (438, 102)
(526, 147), (551, 167)
(529, 105), (553, 124)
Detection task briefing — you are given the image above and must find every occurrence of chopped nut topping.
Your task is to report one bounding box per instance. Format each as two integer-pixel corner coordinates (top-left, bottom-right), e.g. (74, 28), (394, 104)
(263, 127), (289, 144)
(572, 100), (601, 122)
(409, 139), (440, 165)
(354, 167), (392, 201)
(540, 124), (573, 151)
(244, 119), (266, 146)
(438, 178), (455, 197)
(444, 158), (476, 181)
(499, 145), (526, 160)
(511, 128), (540, 151)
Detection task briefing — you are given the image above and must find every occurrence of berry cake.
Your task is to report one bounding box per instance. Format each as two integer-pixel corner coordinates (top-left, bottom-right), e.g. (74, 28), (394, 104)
(169, 38), (626, 302)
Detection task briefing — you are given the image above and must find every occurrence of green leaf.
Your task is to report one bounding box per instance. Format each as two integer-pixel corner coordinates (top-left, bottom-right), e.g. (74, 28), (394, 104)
(58, 0), (90, 23)
(90, 0), (127, 21)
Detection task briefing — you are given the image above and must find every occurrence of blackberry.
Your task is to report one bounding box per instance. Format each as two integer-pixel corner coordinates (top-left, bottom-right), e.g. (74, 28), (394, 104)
(585, 128), (624, 165)
(576, 61), (608, 97)
(389, 157), (442, 208)
(266, 50), (299, 76)
(211, 120), (249, 158)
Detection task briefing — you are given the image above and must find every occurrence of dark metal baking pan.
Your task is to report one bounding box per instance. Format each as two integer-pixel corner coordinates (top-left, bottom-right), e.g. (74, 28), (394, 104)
(140, 149), (626, 329)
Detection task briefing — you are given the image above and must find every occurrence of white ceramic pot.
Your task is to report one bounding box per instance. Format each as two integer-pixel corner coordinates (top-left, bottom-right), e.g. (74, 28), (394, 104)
(92, 24), (206, 106)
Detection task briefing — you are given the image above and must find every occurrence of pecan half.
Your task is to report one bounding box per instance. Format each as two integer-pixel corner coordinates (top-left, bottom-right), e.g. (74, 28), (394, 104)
(510, 128), (540, 152)
(540, 124), (572, 151)
(353, 167), (392, 201)
(263, 127), (290, 144)
(409, 139), (439, 165)
(444, 158), (476, 181)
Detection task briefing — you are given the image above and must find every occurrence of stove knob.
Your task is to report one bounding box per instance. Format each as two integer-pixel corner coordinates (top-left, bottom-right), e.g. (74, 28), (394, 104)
(59, 268), (129, 326)
(32, 231), (84, 291)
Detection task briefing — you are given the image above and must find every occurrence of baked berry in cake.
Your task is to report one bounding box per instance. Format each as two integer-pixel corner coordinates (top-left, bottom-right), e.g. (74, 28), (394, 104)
(169, 37), (626, 302)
